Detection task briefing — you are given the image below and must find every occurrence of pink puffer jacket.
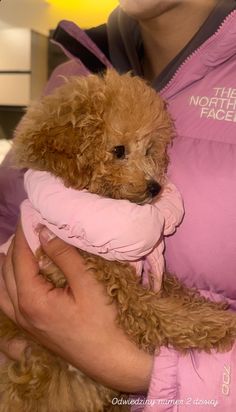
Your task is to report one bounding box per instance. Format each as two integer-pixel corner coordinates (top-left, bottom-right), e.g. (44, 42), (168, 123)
(1, 5), (236, 410)
(129, 345), (236, 412)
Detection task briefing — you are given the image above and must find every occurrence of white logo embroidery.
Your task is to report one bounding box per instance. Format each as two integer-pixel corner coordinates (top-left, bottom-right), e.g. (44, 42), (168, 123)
(222, 364), (231, 396)
(189, 87), (236, 122)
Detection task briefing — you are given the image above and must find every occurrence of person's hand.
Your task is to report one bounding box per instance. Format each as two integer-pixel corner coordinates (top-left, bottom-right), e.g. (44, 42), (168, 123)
(0, 223), (153, 392)
(0, 253), (25, 364)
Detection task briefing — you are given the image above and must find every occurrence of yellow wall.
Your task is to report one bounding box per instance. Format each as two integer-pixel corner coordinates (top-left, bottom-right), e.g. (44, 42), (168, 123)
(0, 0), (119, 35)
(48, 0), (119, 28)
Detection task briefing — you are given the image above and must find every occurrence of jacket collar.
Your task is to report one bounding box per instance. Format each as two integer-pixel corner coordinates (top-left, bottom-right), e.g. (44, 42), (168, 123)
(52, 0), (236, 90)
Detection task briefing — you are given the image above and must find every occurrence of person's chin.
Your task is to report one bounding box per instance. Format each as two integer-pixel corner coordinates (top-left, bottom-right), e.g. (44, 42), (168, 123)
(119, 0), (180, 20)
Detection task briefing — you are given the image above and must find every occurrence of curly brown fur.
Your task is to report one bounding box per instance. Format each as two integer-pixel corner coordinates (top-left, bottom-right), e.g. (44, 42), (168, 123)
(1, 70), (236, 412)
(76, 251), (236, 354)
(0, 314), (120, 412)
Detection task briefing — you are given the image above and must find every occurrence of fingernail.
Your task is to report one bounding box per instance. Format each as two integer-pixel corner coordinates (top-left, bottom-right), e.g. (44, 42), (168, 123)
(40, 227), (56, 244)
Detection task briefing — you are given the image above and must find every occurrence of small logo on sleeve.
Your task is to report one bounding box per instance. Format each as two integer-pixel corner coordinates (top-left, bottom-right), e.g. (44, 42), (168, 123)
(222, 364), (231, 396)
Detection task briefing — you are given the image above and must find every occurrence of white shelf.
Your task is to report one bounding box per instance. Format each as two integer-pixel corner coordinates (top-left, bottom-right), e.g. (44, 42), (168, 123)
(0, 139), (11, 164)
(0, 74), (31, 106)
(0, 28), (48, 106)
(0, 29), (31, 71)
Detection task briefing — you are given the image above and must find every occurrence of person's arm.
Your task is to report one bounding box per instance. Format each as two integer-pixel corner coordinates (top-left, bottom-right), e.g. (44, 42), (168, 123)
(0, 224), (152, 392)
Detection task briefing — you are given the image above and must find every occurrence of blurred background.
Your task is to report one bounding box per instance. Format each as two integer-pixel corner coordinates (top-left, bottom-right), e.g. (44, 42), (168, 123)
(0, 0), (119, 161)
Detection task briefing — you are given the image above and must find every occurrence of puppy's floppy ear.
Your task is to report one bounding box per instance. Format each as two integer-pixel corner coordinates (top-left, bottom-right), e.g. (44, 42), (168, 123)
(13, 116), (92, 188)
(13, 76), (105, 189)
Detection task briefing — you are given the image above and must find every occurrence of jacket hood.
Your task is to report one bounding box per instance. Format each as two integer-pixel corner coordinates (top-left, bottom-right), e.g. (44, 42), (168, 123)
(52, 20), (112, 74)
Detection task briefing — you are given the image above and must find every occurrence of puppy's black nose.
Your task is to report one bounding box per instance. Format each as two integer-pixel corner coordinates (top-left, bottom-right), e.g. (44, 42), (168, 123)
(147, 180), (162, 198)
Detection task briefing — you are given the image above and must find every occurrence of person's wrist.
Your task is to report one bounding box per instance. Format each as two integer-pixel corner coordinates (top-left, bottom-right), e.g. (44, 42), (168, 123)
(124, 346), (152, 393)
(62, 324), (152, 393)
(89, 332), (153, 393)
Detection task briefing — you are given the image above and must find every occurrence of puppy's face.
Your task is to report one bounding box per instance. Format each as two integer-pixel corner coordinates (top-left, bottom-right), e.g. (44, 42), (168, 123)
(85, 113), (164, 204)
(14, 71), (173, 204)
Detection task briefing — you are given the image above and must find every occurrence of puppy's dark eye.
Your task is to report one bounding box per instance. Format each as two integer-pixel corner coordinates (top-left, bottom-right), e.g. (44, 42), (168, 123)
(145, 145), (153, 156)
(112, 145), (126, 159)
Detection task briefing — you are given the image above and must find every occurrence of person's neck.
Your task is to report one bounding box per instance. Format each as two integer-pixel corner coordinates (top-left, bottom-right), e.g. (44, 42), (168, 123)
(139, 0), (218, 81)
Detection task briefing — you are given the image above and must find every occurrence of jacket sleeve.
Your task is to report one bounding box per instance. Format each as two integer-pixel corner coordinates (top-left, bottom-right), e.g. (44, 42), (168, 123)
(131, 345), (236, 412)
(24, 170), (183, 261)
(0, 151), (26, 244)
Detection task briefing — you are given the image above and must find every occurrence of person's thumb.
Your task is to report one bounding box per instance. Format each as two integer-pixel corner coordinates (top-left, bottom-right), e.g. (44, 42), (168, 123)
(38, 226), (85, 292)
(0, 337), (27, 362)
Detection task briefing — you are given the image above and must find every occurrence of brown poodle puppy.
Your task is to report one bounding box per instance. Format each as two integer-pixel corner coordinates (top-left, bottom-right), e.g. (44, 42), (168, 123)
(0, 70), (236, 412)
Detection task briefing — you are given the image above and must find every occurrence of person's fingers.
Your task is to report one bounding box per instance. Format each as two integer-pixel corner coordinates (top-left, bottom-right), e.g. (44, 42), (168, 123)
(0, 250), (17, 322)
(4, 222), (56, 326)
(0, 285), (16, 322)
(0, 250), (28, 362)
(2, 238), (19, 313)
(0, 337), (27, 361)
(12, 222), (51, 300)
(39, 226), (89, 295)
(0, 253), (5, 268)
(0, 352), (8, 366)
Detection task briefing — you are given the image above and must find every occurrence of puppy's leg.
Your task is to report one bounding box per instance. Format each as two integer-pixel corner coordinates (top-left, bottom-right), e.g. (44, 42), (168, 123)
(82, 252), (236, 354)
(78, 251), (162, 353)
(154, 273), (236, 353)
